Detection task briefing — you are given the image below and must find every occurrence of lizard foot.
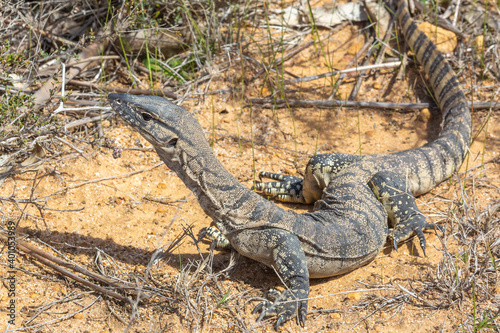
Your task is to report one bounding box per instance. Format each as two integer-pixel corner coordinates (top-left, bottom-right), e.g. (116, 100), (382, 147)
(252, 288), (307, 329)
(368, 170), (444, 256)
(252, 171), (305, 203)
(198, 226), (232, 250)
(392, 215), (444, 256)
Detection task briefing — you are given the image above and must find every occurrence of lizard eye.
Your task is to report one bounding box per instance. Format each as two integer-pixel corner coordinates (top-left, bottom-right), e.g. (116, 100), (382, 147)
(141, 113), (152, 121)
(167, 138), (178, 147)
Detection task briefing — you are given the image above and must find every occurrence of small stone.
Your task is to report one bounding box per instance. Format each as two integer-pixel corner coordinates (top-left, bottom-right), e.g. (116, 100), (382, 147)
(373, 82), (382, 90)
(115, 198), (123, 205)
(418, 108), (432, 121)
(284, 168), (295, 175)
(365, 130), (375, 138)
(156, 207), (168, 213)
(1, 296), (8, 301)
(102, 120), (111, 128)
(261, 86), (271, 96)
(73, 313), (84, 319)
(347, 292), (361, 301)
(331, 312), (341, 319)
(380, 312), (389, 318)
(157, 182), (167, 189)
(495, 286), (500, 294)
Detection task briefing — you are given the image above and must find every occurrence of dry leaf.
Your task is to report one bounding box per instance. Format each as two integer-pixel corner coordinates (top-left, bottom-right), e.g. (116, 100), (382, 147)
(18, 143), (46, 172)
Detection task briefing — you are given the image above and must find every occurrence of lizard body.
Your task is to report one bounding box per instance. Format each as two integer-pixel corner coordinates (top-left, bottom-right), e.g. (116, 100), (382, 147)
(108, 0), (471, 328)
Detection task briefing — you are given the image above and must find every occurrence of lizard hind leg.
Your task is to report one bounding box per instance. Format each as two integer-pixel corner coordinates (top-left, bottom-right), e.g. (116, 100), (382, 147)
(368, 171), (443, 256)
(253, 153), (361, 204)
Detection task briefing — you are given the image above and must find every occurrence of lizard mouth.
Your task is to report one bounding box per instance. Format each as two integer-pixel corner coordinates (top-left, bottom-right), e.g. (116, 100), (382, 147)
(108, 95), (157, 146)
(108, 93), (149, 125)
(108, 94), (136, 123)
(108, 93), (180, 149)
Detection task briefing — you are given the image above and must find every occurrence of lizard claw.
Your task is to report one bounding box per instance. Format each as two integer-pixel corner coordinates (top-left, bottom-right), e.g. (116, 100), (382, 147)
(392, 215), (443, 256)
(253, 289), (307, 329)
(253, 172), (305, 203)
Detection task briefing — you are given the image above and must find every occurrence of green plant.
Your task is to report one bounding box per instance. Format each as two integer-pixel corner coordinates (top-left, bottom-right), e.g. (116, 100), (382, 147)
(142, 56), (192, 82)
(471, 281), (500, 331)
(0, 91), (37, 137)
(216, 289), (231, 307)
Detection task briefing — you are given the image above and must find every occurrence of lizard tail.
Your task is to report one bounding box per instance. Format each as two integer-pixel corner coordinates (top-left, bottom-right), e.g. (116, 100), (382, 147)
(396, 0), (472, 195)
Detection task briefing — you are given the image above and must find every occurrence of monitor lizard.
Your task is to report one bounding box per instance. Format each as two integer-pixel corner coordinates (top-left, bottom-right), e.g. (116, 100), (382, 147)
(108, 0), (471, 328)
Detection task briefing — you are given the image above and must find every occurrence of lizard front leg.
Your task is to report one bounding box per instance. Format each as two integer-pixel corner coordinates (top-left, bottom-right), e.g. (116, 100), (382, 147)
(230, 228), (309, 329)
(254, 153), (361, 204)
(198, 226), (232, 250)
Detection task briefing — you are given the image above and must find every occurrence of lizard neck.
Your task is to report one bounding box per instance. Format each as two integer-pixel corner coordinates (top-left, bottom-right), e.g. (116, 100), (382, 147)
(154, 141), (272, 232)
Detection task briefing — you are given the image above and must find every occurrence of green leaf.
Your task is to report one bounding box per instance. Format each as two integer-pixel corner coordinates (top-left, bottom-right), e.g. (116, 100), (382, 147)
(217, 289), (231, 307)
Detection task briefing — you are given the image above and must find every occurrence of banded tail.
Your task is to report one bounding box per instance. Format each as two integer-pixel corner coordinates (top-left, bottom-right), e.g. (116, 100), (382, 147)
(396, 0), (471, 194)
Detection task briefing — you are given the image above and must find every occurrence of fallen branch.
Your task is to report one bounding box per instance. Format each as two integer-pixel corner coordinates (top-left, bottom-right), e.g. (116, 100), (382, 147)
(15, 296), (101, 331)
(69, 80), (179, 100)
(29, 35), (112, 111)
(287, 61), (402, 84)
(41, 162), (164, 199)
(249, 98), (500, 111)
(3, 17), (78, 47)
(64, 112), (114, 131)
(0, 232), (133, 304)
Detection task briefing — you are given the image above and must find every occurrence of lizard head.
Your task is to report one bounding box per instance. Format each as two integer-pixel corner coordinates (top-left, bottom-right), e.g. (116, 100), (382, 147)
(108, 93), (207, 158)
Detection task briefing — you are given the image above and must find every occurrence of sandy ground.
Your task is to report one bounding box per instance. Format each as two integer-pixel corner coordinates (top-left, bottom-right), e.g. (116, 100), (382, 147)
(1, 22), (500, 333)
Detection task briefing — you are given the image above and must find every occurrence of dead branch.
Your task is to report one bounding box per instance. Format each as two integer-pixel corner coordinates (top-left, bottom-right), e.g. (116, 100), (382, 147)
(29, 35), (112, 111)
(68, 80), (179, 100)
(17, 296), (101, 331)
(41, 162), (163, 199)
(64, 112), (114, 131)
(249, 98), (500, 111)
(0, 232), (132, 303)
(288, 59), (401, 84)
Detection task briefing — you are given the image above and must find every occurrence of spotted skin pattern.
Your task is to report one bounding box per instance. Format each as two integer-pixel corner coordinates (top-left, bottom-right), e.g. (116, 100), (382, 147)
(108, 0), (471, 329)
(254, 153), (361, 203)
(367, 171), (443, 255)
(198, 226), (232, 250)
